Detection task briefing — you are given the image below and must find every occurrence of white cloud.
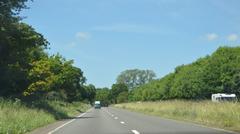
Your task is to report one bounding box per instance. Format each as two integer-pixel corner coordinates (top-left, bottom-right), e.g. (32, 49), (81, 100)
(205, 33), (218, 41)
(75, 32), (91, 40)
(227, 34), (238, 41)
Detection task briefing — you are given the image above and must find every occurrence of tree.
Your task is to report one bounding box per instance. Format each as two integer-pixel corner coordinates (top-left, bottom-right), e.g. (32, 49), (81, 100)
(83, 84), (96, 103)
(0, 23), (48, 97)
(111, 83), (128, 103)
(116, 69), (156, 90)
(201, 47), (240, 97)
(0, 0), (49, 98)
(95, 88), (111, 106)
(129, 46), (240, 101)
(60, 60), (86, 102)
(23, 56), (59, 97)
(0, 0), (96, 104)
(0, 0), (29, 29)
(0, 0), (28, 19)
(23, 55), (86, 102)
(116, 91), (128, 103)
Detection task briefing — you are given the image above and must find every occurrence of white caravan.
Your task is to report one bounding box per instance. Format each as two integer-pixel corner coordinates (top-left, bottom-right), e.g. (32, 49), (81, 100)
(211, 93), (237, 102)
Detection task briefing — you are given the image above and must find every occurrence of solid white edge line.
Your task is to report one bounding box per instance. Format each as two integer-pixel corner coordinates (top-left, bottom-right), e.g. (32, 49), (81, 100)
(48, 108), (92, 134)
(131, 130), (140, 134)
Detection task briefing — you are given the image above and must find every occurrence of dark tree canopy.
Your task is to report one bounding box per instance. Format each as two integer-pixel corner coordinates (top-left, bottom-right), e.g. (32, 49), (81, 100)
(0, 0), (96, 103)
(111, 83), (128, 103)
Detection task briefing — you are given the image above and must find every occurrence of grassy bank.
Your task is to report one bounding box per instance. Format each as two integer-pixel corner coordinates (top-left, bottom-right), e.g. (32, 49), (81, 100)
(115, 100), (240, 132)
(0, 98), (90, 134)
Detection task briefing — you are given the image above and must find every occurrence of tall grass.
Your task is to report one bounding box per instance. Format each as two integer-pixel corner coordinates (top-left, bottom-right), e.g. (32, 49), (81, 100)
(0, 98), (90, 134)
(115, 100), (240, 132)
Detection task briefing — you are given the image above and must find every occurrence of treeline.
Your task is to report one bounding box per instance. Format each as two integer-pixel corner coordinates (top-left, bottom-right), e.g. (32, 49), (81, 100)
(129, 47), (240, 101)
(95, 83), (128, 106)
(95, 69), (156, 105)
(0, 0), (96, 102)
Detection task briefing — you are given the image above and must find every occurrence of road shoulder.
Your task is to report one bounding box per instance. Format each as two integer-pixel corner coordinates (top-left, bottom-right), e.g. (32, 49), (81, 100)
(28, 108), (92, 134)
(110, 107), (239, 134)
(28, 119), (71, 134)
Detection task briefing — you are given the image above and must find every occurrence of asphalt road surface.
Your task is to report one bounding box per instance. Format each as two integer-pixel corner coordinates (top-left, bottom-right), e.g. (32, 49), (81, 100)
(48, 107), (238, 134)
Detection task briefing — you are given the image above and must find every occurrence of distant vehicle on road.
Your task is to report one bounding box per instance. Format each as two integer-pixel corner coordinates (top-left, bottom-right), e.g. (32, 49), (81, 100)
(94, 101), (101, 109)
(211, 93), (237, 102)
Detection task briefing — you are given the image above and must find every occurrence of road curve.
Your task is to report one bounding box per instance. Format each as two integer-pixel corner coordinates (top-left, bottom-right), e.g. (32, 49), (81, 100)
(48, 107), (238, 134)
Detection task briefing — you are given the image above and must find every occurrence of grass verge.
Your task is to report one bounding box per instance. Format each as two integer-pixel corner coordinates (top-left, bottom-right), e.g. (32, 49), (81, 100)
(0, 98), (90, 134)
(115, 100), (240, 132)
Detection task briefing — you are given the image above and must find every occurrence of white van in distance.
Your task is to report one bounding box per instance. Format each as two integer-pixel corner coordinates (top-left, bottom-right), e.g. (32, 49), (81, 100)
(94, 101), (101, 109)
(211, 93), (237, 102)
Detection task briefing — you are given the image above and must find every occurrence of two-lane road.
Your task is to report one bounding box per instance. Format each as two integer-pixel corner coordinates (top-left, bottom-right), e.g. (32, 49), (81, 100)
(48, 107), (237, 134)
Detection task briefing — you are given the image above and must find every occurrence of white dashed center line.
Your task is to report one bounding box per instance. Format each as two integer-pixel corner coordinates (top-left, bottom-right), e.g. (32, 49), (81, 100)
(120, 121), (125, 124)
(131, 130), (140, 134)
(104, 109), (139, 134)
(103, 109), (115, 118)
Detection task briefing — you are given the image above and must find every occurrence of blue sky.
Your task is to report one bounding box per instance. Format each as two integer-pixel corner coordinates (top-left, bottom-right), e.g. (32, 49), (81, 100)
(21, 0), (240, 88)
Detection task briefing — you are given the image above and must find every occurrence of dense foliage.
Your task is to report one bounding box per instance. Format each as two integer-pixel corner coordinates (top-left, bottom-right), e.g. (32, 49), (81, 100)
(116, 69), (156, 90)
(95, 88), (111, 106)
(111, 83), (129, 103)
(130, 47), (240, 101)
(95, 83), (129, 105)
(0, 0), (95, 102)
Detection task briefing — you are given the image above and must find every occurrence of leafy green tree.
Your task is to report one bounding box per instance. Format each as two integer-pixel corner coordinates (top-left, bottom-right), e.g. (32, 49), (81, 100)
(111, 83), (128, 103)
(116, 69), (156, 90)
(233, 73), (240, 98)
(0, 23), (48, 97)
(60, 60), (86, 102)
(129, 46), (240, 101)
(0, 0), (28, 20)
(0, 0), (97, 104)
(0, 0), (29, 32)
(117, 91), (128, 103)
(0, 0), (49, 98)
(169, 58), (207, 99)
(83, 84), (96, 103)
(201, 47), (240, 97)
(24, 55), (86, 102)
(95, 88), (111, 106)
(23, 56), (58, 97)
